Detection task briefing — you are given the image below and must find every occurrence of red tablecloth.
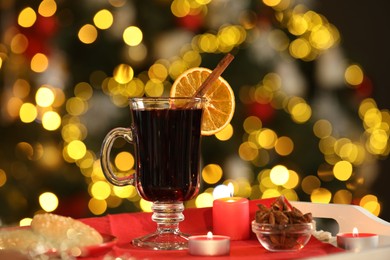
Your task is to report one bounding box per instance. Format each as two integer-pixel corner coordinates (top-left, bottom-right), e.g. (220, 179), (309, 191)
(80, 198), (343, 259)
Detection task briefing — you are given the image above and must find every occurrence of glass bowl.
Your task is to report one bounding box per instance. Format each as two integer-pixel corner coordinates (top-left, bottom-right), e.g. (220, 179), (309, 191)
(251, 220), (313, 252)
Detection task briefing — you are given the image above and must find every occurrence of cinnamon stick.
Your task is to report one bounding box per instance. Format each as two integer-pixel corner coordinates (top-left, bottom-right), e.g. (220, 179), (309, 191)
(194, 53), (234, 97)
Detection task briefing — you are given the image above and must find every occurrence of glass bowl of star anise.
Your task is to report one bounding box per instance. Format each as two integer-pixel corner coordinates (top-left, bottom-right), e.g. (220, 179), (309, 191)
(252, 196), (314, 252)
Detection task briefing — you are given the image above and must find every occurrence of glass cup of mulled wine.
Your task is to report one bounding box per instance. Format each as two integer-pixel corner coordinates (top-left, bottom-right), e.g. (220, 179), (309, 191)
(100, 97), (203, 250)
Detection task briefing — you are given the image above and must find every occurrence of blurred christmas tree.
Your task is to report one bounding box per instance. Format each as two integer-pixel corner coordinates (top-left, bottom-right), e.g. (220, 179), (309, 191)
(0, 0), (389, 224)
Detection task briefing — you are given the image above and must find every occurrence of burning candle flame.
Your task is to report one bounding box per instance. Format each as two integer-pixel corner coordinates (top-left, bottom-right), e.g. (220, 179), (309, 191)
(212, 183), (234, 199)
(207, 231), (213, 239)
(352, 227), (359, 237)
(228, 182), (234, 197)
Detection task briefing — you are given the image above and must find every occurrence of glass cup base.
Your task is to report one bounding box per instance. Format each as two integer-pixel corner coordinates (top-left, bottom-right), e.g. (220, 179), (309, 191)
(132, 230), (189, 250)
(131, 201), (189, 250)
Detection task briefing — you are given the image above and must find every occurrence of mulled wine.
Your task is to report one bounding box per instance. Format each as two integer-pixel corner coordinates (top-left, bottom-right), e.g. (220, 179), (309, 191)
(131, 107), (202, 202)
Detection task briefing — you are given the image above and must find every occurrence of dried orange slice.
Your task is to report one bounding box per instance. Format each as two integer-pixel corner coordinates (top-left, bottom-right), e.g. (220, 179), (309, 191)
(170, 67), (235, 136)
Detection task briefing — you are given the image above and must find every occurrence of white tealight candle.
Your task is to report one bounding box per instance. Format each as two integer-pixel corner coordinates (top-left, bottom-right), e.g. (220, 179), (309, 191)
(337, 227), (379, 252)
(188, 231), (230, 256)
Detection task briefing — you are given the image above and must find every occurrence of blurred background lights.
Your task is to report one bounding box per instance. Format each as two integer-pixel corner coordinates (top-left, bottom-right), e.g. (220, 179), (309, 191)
(270, 165), (289, 185)
(114, 151), (134, 172)
(88, 198), (107, 215)
(38, 0), (57, 17)
(113, 64), (134, 84)
(113, 185), (137, 199)
(10, 34), (28, 54)
(78, 24), (98, 44)
(31, 53), (49, 73)
(19, 103), (37, 123)
(19, 218), (32, 227)
(202, 164), (223, 184)
(18, 7), (37, 28)
(0, 169), (7, 187)
(0, 0), (389, 223)
(42, 111), (61, 131)
(310, 188), (332, 203)
(274, 136), (294, 156)
(36, 86), (55, 107)
(94, 9), (114, 30)
(66, 140), (87, 160)
(140, 199), (152, 212)
(123, 26), (143, 46)
(215, 124), (234, 141)
(39, 192), (59, 212)
(90, 180), (111, 200)
(195, 192), (214, 208)
(345, 64), (364, 86)
(333, 161), (353, 181)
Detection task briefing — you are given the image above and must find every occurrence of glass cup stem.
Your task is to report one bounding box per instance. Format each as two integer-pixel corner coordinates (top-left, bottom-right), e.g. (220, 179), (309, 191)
(132, 201), (189, 250)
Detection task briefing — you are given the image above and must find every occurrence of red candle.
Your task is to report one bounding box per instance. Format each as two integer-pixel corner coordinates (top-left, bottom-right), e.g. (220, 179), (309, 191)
(212, 197), (250, 240)
(337, 228), (378, 252)
(188, 232), (230, 256)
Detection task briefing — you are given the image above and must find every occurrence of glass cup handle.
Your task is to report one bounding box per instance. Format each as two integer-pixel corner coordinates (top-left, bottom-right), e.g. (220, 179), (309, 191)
(100, 127), (135, 186)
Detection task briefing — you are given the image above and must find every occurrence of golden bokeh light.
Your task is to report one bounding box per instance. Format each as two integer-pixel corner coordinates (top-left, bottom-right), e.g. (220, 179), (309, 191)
(113, 185), (137, 199)
(289, 38), (311, 59)
(270, 165), (289, 185)
(238, 141), (259, 161)
(257, 128), (277, 149)
(19, 218), (32, 227)
(313, 119), (332, 139)
(113, 64), (134, 84)
(333, 161), (353, 181)
(202, 164), (223, 184)
(36, 86), (55, 107)
(88, 198), (107, 215)
(140, 199), (153, 212)
(360, 194), (380, 216)
(310, 188), (332, 203)
(283, 170), (299, 189)
(114, 152), (134, 172)
(195, 192), (213, 208)
(243, 116), (262, 133)
(10, 34), (29, 54)
(345, 64), (364, 86)
(31, 53), (49, 73)
(78, 24), (98, 44)
(215, 124), (233, 141)
(274, 136), (294, 156)
(39, 192), (59, 212)
(38, 0), (57, 17)
(13, 79), (31, 99)
(0, 169), (7, 187)
(90, 181), (111, 200)
(144, 80), (164, 97)
(171, 0), (191, 17)
(19, 103), (37, 123)
(66, 97), (87, 116)
(148, 63), (168, 83)
(94, 9), (114, 30)
(262, 0), (282, 7)
(42, 111), (61, 131)
(288, 14), (309, 36)
(18, 7), (37, 28)
(301, 175), (321, 195)
(67, 140), (87, 160)
(262, 188), (281, 198)
(333, 189), (352, 204)
(123, 26), (143, 46)
(74, 82), (93, 100)
(290, 102), (312, 123)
